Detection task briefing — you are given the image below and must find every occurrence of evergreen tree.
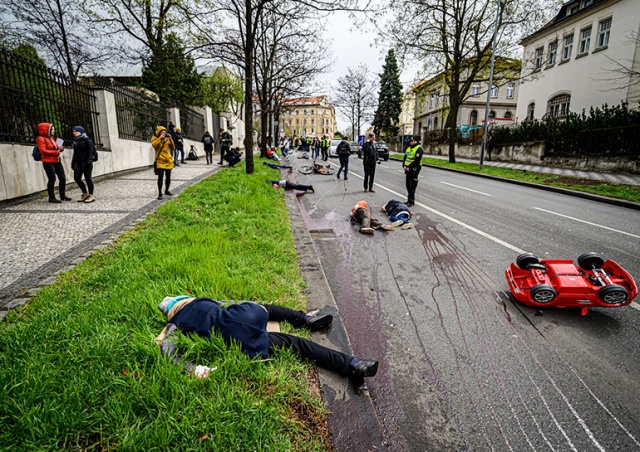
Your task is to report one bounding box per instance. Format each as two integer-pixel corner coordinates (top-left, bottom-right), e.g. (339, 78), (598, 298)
(372, 49), (403, 137)
(141, 33), (202, 105)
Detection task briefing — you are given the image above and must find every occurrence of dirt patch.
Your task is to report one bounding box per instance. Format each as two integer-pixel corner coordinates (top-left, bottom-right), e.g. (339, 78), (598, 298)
(543, 175), (611, 186)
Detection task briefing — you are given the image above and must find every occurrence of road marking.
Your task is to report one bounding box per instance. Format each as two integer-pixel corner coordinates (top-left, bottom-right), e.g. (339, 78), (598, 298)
(533, 207), (640, 239)
(441, 181), (492, 196)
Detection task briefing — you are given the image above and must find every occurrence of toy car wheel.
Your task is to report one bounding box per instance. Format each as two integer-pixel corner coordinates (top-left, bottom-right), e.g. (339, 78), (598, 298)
(530, 284), (556, 303)
(577, 252), (605, 270)
(598, 284), (629, 304)
(516, 253), (540, 270)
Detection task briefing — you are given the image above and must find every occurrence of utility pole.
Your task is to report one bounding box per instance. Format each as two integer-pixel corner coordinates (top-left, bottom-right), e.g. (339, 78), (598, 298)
(480, 0), (501, 170)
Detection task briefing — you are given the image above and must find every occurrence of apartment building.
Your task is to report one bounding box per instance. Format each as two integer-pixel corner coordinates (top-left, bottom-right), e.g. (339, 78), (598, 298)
(280, 95), (337, 138)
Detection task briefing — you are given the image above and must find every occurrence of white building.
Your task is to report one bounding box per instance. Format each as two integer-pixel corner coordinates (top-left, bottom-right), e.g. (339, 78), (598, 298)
(516, 0), (640, 121)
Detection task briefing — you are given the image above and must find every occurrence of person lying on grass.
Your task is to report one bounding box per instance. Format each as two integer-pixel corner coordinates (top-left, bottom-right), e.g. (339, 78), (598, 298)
(263, 161), (293, 171)
(266, 179), (314, 193)
(155, 296), (379, 381)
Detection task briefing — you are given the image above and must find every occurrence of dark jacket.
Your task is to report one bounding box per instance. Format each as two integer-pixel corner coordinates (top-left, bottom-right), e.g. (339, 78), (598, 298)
(174, 131), (184, 150)
(362, 140), (378, 165)
(71, 135), (95, 167)
(201, 132), (214, 150)
(384, 199), (411, 217)
(337, 140), (350, 156)
(168, 298), (270, 358)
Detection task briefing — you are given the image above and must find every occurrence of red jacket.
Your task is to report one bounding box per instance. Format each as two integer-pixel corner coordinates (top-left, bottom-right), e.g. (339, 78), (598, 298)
(36, 122), (63, 164)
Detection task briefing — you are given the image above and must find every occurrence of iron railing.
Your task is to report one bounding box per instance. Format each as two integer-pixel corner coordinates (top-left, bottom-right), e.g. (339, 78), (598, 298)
(176, 103), (205, 140)
(545, 124), (640, 156)
(92, 77), (170, 142)
(0, 48), (101, 146)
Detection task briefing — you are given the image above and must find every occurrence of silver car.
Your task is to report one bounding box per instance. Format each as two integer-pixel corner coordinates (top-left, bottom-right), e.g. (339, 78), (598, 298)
(327, 139), (342, 157)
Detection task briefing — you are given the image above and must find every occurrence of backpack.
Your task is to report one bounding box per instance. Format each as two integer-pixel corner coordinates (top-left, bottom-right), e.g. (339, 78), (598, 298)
(203, 135), (213, 145)
(187, 146), (199, 160)
(90, 141), (98, 162)
(32, 144), (41, 161)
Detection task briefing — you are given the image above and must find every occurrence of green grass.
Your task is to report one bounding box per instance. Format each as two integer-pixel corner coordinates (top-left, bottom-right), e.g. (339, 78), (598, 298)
(390, 155), (640, 203)
(0, 161), (331, 451)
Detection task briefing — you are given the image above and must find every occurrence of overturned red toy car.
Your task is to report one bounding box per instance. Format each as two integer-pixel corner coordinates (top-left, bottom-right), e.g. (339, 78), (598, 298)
(505, 252), (638, 315)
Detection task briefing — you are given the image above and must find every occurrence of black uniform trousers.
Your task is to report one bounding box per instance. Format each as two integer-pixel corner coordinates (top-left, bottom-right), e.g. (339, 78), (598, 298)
(265, 305), (352, 376)
(363, 163), (377, 190)
(406, 168), (420, 204)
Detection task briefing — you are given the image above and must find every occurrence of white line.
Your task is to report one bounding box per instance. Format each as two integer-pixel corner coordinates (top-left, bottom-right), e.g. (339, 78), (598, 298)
(441, 181), (492, 197)
(631, 302), (640, 312)
(375, 181), (525, 253)
(533, 207), (640, 239)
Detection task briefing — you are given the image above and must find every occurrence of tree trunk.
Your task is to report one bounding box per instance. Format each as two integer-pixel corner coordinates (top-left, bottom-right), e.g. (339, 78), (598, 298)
(260, 110), (268, 158)
(446, 106), (458, 163)
(243, 0), (254, 174)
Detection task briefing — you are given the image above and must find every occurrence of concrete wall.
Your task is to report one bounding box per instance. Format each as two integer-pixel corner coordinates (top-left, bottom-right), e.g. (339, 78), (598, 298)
(425, 141), (639, 173)
(0, 89), (207, 202)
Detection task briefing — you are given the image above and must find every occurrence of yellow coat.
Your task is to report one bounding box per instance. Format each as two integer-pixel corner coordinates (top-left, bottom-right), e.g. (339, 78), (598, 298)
(151, 126), (175, 170)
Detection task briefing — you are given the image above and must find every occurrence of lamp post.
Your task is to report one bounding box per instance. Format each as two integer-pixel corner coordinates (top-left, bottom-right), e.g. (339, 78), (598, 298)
(479, 0), (501, 170)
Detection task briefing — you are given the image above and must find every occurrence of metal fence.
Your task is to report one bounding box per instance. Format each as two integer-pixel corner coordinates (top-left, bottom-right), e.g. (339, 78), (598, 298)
(93, 77), (170, 142)
(176, 103), (205, 141)
(545, 124), (640, 157)
(0, 48), (101, 146)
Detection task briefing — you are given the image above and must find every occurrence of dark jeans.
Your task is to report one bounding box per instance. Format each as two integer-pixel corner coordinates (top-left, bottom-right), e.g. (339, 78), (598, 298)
(266, 179), (311, 191)
(337, 155), (349, 178)
(321, 147), (328, 161)
(363, 164), (376, 190)
(220, 146), (230, 163)
(204, 148), (213, 164)
(73, 162), (94, 195)
(42, 162), (66, 199)
(405, 169), (420, 204)
(176, 148), (185, 163)
(157, 169), (171, 194)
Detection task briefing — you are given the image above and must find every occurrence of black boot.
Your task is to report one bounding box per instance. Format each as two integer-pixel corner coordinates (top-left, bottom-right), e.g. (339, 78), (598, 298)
(348, 359), (379, 378)
(305, 314), (332, 330)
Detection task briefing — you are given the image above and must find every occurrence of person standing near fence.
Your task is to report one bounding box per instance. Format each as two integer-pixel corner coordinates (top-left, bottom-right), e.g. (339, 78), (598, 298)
(174, 127), (186, 165)
(201, 131), (214, 164)
(151, 126), (175, 200)
(219, 128), (232, 165)
(37, 122), (71, 203)
(71, 126), (96, 203)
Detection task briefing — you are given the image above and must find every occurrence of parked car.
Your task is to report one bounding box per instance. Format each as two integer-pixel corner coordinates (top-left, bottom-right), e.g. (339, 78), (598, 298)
(349, 141), (360, 155)
(328, 139), (342, 157)
(357, 140), (390, 161)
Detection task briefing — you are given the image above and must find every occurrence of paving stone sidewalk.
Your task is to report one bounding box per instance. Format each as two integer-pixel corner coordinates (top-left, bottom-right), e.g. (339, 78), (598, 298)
(424, 154), (640, 185)
(0, 160), (222, 316)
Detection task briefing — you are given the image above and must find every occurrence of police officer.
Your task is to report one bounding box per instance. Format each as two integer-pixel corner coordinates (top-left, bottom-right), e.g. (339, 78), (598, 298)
(403, 135), (424, 207)
(320, 135), (329, 161)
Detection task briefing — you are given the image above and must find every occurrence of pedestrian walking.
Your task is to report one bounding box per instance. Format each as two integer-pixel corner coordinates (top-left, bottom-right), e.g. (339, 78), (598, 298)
(151, 126), (175, 200)
(403, 135), (424, 207)
(336, 139), (351, 180)
(201, 131), (214, 164)
(312, 137), (320, 159)
(36, 122), (71, 203)
(71, 126), (96, 203)
(362, 133), (379, 192)
(486, 132), (496, 161)
(219, 128), (232, 165)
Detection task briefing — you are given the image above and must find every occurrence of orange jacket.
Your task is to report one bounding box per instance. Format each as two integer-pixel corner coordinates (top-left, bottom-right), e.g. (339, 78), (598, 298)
(36, 122), (63, 164)
(351, 200), (371, 219)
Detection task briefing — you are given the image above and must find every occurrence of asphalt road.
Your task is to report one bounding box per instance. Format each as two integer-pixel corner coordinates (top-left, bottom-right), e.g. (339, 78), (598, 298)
(291, 154), (640, 451)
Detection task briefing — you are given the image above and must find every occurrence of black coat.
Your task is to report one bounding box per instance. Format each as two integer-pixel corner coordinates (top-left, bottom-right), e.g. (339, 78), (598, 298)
(362, 141), (378, 165)
(71, 136), (95, 167)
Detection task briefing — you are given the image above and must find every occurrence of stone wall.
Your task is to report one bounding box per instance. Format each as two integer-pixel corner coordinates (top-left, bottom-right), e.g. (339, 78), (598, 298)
(0, 90), (214, 202)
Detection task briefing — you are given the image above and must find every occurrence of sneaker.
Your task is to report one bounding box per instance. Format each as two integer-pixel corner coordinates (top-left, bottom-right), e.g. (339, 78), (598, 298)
(61, 196), (72, 201)
(84, 194), (95, 203)
(181, 161), (187, 164)
(165, 191), (173, 196)
(391, 220), (404, 228)
(48, 198), (61, 203)
(308, 185), (315, 194)
(381, 224), (395, 231)
(336, 174), (340, 180)
(360, 227), (374, 235)
(77, 193), (88, 202)
(402, 223), (414, 230)
(157, 194), (163, 200)
(344, 177), (349, 180)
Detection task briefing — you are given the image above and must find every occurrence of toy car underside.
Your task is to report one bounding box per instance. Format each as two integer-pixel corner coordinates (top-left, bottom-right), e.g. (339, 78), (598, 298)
(505, 252), (638, 313)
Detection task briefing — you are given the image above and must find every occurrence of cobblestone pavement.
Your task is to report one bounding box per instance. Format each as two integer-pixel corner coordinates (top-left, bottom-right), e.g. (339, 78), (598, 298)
(0, 159), (222, 314)
(424, 154), (640, 185)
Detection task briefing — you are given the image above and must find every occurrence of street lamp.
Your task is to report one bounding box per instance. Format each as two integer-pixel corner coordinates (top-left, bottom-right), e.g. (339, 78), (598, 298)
(479, 0), (502, 170)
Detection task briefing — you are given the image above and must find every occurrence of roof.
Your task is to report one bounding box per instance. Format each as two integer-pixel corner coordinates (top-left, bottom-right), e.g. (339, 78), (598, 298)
(520, 0), (609, 45)
(282, 95), (327, 106)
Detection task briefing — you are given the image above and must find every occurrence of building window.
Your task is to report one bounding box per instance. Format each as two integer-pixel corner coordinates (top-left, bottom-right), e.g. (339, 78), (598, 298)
(311, 109), (314, 115)
(548, 41), (558, 65)
(597, 17), (611, 48)
(470, 110), (478, 126)
(579, 27), (592, 54)
(569, 3), (579, 15)
(491, 85), (498, 98)
(311, 118), (314, 125)
(504, 111), (512, 119)
(506, 83), (514, 99)
(562, 34), (574, 60)
(527, 102), (535, 120)
(303, 109), (307, 115)
(296, 110), (299, 115)
(296, 119), (299, 125)
(535, 47), (544, 69)
(472, 82), (480, 96)
(547, 94), (571, 117)
(489, 110), (496, 119)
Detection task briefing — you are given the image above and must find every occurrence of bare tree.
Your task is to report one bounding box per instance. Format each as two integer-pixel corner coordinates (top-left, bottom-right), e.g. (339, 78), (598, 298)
(332, 64), (377, 139)
(387, 0), (552, 163)
(0, 0), (113, 78)
(598, 29), (640, 107)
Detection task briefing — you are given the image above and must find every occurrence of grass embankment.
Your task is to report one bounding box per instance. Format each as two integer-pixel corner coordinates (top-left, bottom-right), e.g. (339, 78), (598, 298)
(0, 162), (331, 451)
(390, 155), (640, 203)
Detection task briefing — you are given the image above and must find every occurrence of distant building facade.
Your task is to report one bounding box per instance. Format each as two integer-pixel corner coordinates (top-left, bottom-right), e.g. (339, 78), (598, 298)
(280, 96), (337, 138)
(411, 58), (521, 136)
(516, 0), (640, 121)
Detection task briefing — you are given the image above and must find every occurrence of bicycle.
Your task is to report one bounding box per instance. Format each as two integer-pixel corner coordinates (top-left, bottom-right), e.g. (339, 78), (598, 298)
(298, 163), (336, 175)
